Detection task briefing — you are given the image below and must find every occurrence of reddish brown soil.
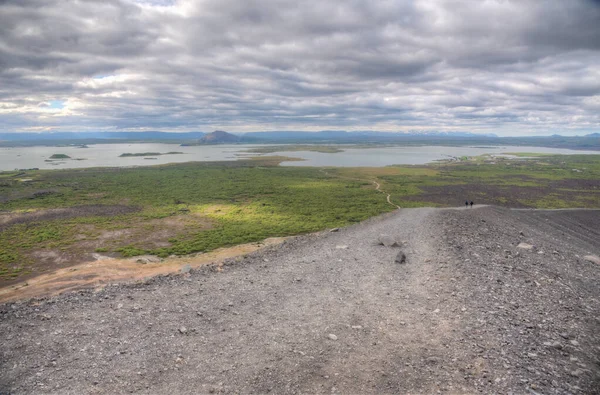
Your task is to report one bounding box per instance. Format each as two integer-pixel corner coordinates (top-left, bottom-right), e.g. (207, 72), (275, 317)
(0, 206), (213, 287)
(0, 237), (285, 304)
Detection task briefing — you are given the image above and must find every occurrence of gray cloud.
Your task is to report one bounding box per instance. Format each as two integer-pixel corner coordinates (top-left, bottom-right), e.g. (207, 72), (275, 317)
(0, 0), (599, 135)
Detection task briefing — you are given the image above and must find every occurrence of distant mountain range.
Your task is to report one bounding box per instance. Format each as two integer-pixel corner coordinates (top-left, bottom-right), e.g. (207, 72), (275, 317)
(174, 130), (503, 145)
(0, 131), (206, 141)
(3, 130), (600, 142)
(0, 130), (598, 149)
(0, 130), (500, 144)
(242, 130), (498, 142)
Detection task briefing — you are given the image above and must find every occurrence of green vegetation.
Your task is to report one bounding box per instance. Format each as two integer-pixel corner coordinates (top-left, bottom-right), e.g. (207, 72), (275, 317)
(0, 158), (393, 280)
(49, 154), (71, 159)
(502, 152), (553, 157)
(1, 153), (599, 282)
(119, 151), (184, 157)
(325, 154), (600, 208)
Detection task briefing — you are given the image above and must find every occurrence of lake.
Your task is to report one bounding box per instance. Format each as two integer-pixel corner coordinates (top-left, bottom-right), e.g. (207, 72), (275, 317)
(0, 144), (257, 171)
(0, 143), (598, 171)
(274, 145), (600, 167)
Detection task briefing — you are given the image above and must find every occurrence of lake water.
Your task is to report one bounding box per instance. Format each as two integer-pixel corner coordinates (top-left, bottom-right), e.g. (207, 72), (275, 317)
(0, 144), (258, 171)
(0, 143), (598, 171)
(275, 145), (600, 167)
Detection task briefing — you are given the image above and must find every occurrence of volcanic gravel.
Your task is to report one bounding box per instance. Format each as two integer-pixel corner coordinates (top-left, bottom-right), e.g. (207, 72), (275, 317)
(1, 206), (599, 394)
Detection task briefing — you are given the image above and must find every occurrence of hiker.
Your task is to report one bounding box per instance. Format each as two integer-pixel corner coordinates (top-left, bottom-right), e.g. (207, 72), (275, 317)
(465, 200), (469, 208)
(470, 201), (474, 208)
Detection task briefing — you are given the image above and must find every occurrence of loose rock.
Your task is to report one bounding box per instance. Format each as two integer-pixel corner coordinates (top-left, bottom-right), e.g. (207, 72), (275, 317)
(583, 255), (600, 265)
(517, 243), (534, 250)
(180, 265), (192, 274)
(136, 255), (161, 264)
(395, 251), (407, 264)
(378, 234), (401, 247)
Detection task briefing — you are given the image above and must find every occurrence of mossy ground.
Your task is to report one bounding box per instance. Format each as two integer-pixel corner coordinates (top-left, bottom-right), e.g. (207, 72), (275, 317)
(1, 154), (598, 282)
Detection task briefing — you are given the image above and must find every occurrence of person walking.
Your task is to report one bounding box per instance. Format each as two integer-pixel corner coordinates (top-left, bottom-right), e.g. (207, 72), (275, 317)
(465, 200), (469, 208)
(470, 201), (474, 208)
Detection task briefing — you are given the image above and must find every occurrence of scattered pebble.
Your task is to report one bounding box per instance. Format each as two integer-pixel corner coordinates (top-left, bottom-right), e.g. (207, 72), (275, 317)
(570, 369), (582, 377)
(180, 264), (192, 274)
(395, 251), (407, 264)
(583, 255), (600, 265)
(517, 243), (534, 250)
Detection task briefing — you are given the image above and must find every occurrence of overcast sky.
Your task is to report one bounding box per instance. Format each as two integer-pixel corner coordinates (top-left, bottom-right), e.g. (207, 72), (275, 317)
(1, 0), (599, 136)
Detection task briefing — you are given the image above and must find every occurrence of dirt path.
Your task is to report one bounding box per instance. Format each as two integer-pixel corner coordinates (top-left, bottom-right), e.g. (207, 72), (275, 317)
(1, 207), (598, 394)
(372, 180), (401, 209)
(320, 169), (401, 209)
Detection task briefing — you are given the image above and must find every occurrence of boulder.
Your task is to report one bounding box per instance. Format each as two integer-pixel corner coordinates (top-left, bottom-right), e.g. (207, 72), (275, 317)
(136, 255), (161, 264)
(583, 255), (600, 265)
(517, 243), (534, 250)
(395, 251), (407, 264)
(378, 234), (401, 247)
(181, 264), (192, 274)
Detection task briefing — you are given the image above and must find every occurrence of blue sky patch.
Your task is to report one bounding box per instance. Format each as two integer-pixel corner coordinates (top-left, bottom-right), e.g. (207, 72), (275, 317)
(48, 100), (65, 109)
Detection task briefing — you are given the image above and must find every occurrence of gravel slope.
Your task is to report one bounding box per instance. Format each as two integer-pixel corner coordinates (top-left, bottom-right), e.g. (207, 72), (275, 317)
(1, 206), (599, 394)
(440, 207), (600, 394)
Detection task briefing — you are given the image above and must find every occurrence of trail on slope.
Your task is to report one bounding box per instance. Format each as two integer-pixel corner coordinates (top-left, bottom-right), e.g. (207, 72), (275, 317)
(320, 168), (401, 209)
(1, 208), (470, 394)
(372, 180), (402, 209)
(2, 207), (599, 394)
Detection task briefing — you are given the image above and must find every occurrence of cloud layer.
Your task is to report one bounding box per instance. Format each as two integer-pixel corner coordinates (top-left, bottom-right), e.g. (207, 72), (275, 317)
(1, 0), (599, 135)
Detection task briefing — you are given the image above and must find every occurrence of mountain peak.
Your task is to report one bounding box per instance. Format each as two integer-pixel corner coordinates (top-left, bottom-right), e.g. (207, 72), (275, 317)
(199, 130), (240, 144)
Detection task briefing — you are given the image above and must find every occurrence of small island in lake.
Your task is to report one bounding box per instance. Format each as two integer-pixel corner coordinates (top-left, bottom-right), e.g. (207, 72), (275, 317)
(119, 152), (184, 157)
(45, 154), (86, 162)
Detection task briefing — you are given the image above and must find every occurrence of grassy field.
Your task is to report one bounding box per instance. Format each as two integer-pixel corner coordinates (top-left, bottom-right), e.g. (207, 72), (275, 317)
(0, 158), (392, 281)
(332, 154), (600, 208)
(1, 154), (599, 283)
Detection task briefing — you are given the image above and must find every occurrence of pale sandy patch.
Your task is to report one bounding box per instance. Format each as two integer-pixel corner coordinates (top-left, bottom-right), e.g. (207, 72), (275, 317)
(0, 237), (285, 303)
